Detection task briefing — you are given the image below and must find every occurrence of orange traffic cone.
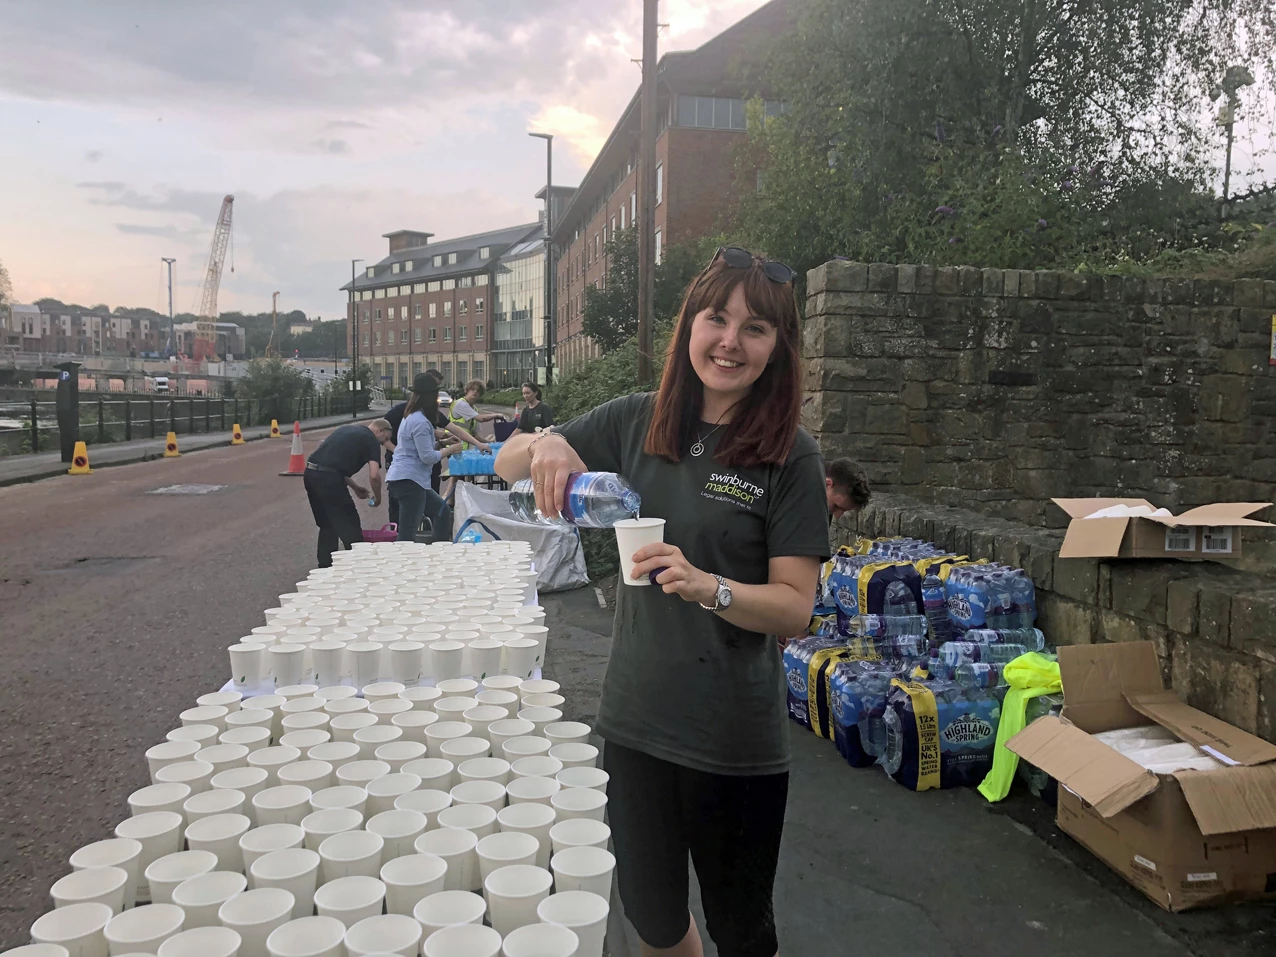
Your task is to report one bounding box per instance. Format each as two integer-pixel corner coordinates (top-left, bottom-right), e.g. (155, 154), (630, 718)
(164, 431), (181, 457)
(279, 421), (305, 476)
(68, 440), (93, 474)
(270, 419), (282, 438)
(230, 423), (245, 445)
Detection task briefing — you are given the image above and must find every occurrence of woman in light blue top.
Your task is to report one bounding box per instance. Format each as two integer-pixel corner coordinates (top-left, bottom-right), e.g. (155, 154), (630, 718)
(386, 379), (455, 542)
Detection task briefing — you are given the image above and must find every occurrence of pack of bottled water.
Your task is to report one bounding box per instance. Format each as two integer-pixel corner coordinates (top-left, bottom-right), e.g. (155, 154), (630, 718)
(945, 564), (1038, 633)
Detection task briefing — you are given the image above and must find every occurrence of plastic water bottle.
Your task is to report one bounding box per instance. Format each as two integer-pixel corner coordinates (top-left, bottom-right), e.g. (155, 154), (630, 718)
(955, 662), (1008, 689)
(874, 635), (927, 658)
(883, 580), (918, 616)
(986, 573), (1015, 630)
(922, 573), (952, 645)
(940, 641), (1029, 670)
(962, 628), (1046, 651)
(851, 614), (927, 638)
(509, 471), (641, 528)
(1008, 571), (1037, 628)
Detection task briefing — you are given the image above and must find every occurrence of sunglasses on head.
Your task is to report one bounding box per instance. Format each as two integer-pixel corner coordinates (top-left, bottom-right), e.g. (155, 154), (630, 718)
(712, 245), (796, 284)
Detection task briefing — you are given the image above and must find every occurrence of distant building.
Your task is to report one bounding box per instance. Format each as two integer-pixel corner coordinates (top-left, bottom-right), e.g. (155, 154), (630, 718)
(14, 306), (165, 356)
(1, 303), (41, 348)
(173, 321), (246, 359)
(289, 319), (315, 337)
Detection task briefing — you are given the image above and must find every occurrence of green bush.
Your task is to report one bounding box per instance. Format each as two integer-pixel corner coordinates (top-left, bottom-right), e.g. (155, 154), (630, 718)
(483, 388), (523, 408)
(234, 358), (314, 425)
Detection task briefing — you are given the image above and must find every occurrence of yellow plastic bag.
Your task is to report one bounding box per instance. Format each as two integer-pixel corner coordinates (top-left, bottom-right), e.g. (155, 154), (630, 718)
(977, 652), (1061, 803)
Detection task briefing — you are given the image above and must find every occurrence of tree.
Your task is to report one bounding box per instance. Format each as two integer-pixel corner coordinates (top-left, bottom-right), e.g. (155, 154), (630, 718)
(581, 227), (709, 353)
(325, 363), (373, 413)
(232, 358), (313, 424)
(292, 321), (348, 358)
(732, 0), (1276, 278)
(0, 258), (12, 309)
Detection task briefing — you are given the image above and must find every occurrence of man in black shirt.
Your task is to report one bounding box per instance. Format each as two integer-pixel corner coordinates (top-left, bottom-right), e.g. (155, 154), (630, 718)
(303, 418), (393, 567)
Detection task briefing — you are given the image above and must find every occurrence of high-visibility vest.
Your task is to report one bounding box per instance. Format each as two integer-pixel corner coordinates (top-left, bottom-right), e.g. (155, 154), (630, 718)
(449, 402), (477, 448)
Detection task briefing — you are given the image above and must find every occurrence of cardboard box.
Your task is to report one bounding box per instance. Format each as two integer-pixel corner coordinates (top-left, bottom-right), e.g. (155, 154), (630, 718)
(1007, 642), (1276, 911)
(1053, 498), (1272, 561)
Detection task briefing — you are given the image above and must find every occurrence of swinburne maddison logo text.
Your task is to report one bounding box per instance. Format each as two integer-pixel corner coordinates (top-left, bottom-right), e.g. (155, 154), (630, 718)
(704, 472), (766, 506)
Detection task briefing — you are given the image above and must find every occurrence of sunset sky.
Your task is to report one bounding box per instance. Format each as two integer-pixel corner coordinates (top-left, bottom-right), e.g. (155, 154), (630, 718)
(0, 0), (771, 319)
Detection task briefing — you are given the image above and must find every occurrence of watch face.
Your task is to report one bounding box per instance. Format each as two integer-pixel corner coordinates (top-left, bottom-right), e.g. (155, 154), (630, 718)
(718, 582), (732, 608)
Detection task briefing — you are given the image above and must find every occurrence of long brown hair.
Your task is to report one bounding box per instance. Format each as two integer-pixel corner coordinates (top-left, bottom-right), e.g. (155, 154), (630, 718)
(644, 256), (802, 467)
(404, 384), (439, 421)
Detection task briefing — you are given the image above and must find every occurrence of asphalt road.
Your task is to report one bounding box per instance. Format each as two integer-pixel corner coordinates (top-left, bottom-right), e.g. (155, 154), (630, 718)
(0, 427), (359, 949)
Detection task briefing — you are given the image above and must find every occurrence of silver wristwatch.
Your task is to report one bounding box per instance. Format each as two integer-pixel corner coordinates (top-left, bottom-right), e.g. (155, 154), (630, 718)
(699, 574), (732, 613)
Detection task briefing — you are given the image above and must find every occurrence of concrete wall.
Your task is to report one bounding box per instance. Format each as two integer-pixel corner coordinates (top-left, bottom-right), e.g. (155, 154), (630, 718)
(837, 493), (1276, 742)
(801, 261), (1276, 528)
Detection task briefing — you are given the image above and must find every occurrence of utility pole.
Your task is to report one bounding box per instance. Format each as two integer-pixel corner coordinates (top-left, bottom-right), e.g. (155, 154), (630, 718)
(529, 132), (554, 386)
(350, 258), (363, 418)
(636, 0), (658, 386)
(1211, 64), (1255, 220)
(161, 257), (176, 357)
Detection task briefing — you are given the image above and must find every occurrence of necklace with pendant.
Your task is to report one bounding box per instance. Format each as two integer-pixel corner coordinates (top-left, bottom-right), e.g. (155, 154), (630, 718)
(690, 421), (726, 458)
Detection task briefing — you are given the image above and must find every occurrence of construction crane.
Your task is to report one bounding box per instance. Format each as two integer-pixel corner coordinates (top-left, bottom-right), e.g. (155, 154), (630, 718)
(194, 194), (234, 362)
(266, 291), (281, 358)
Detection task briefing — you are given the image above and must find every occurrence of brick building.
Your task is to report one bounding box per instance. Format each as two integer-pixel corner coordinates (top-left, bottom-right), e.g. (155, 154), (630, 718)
(3, 306), (167, 357)
(342, 222), (554, 391)
(550, 0), (792, 375)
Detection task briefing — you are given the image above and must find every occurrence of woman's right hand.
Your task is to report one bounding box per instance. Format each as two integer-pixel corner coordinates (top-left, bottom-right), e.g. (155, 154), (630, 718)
(529, 433), (586, 518)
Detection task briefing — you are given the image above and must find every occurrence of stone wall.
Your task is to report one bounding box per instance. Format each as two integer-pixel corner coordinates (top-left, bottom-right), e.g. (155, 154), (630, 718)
(838, 493), (1276, 742)
(801, 260), (1276, 530)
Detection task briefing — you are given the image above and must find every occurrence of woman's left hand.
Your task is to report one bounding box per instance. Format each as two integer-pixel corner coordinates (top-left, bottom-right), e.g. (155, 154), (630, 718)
(630, 543), (717, 605)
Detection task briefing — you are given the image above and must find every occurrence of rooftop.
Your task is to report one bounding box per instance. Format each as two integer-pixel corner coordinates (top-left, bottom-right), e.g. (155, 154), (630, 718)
(341, 221), (543, 292)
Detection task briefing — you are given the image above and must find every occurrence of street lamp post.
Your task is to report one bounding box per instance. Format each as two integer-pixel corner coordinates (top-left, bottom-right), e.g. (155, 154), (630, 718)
(161, 257), (176, 357)
(350, 258), (363, 418)
(529, 132), (554, 386)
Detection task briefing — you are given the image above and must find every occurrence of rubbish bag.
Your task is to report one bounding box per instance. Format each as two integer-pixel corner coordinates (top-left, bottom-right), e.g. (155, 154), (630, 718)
(452, 481), (588, 593)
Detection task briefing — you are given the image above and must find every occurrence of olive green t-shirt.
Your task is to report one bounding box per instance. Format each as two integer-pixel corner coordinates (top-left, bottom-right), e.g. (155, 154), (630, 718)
(555, 393), (830, 775)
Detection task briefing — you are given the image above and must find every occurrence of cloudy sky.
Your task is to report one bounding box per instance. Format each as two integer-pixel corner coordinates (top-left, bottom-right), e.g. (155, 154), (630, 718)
(0, 0), (770, 319)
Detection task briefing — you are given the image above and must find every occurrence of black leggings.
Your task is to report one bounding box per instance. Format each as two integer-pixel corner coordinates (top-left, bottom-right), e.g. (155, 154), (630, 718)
(603, 740), (788, 957)
(302, 469), (362, 568)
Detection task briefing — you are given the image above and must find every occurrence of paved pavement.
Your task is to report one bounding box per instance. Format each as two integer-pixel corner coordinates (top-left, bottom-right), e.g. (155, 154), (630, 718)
(0, 435), (1271, 953)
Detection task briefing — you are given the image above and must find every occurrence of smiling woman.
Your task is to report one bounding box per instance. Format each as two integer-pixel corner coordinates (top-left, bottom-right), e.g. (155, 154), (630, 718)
(494, 246), (829, 957)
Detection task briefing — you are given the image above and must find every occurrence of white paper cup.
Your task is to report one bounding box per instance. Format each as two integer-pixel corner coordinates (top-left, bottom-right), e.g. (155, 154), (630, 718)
(614, 517), (665, 585)
(487, 720), (535, 756)
(229, 644), (265, 690)
(400, 686), (443, 711)
(543, 721), (590, 747)
(393, 788), (453, 829)
(167, 723), (220, 747)
(317, 829), (384, 883)
(549, 844), (615, 899)
(128, 782), (192, 821)
(501, 737), (551, 763)
(503, 775), (560, 807)
(440, 737), (491, 765)
(548, 743), (598, 771)
(401, 757), (455, 793)
(249, 848), (320, 919)
(500, 639), (538, 680)
(473, 690), (519, 720)
(481, 676), (522, 694)
(482, 864), (552, 938)
(353, 725), (402, 761)
(115, 812), (183, 904)
(379, 853), (448, 916)
(433, 697), (479, 722)
(414, 828), (478, 892)
(277, 684), (320, 702)
(367, 808), (428, 860)
(51, 865), (130, 915)
(344, 913), (422, 957)
(184, 813), (251, 873)
(448, 780), (505, 813)
(412, 889), (486, 937)
(211, 766), (271, 810)
(317, 685), (358, 701)
(253, 786), (314, 827)
(247, 746), (302, 788)
(422, 923), (503, 957)
(387, 641), (426, 685)
(197, 744), (251, 777)
(264, 915), (345, 957)
(537, 890), (608, 957)
(279, 729), (331, 753)
(365, 773), (421, 818)
(222, 725), (275, 753)
(70, 839), (143, 911)
(374, 740), (428, 773)
(158, 924), (242, 957)
(217, 887), (296, 957)
(336, 759), (391, 789)
(199, 691), (244, 713)
(556, 767), (608, 794)
(309, 642), (347, 688)
(281, 712), (330, 737)
(144, 851), (217, 905)
(155, 759), (215, 796)
(456, 757), (511, 788)
(495, 803), (555, 871)
(516, 680), (558, 700)
(268, 645), (306, 688)
(548, 819), (611, 855)
(145, 740), (201, 785)
(425, 722), (474, 760)
(307, 786), (367, 816)
(306, 742), (361, 772)
(240, 823), (306, 872)
(225, 708), (275, 740)
(513, 625), (549, 671)
(330, 713), (379, 744)
(103, 902), (185, 954)
(300, 807), (363, 852)
(550, 787), (607, 824)
(312, 875), (386, 929)
(519, 693), (564, 711)
(278, 760), (334, 792)
(509, 756), (563, 782)
(30, 901), (112, 957)
(390, 711), (439, 745)
(429, 642), (465, 682)
(458, 707), (507, 744)
(516, 708), (562, 738)
(473, 831), (538, 889)
(501, 923), (579, 957)
(346, 643), (383, 689)
(461, 640), (502, 681)
(369, 699), (413, 725)
(323, 697), (369, 717)
(170, 870), (247, 929)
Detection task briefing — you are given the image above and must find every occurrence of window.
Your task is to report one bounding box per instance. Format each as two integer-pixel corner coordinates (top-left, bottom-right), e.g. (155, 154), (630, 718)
(429, 328), (437, 343)
(655, 229), (662, 265)
(400, 329), (408, 343)
(459, 300), (468, 316)
(366, 267), (374, 278)
(374, 331), (381, 346)
(476, 274), (488, 286)
(441, 362), (452, 382)
(611, 215), (616, 235)
(400, 306), (408, 319)
(432, 255), (443, 267)
(656, 163), (663, 204)
(392, 262), (400, 274)
(458, 361), (468, 383)
(374, 308), (382, 321)
(479, 246), (490, 259)
(442, 279), (455, 290)
(444, 328), (451, 341)
(362, 333), (369, 346)
(458, 276), (473, 288)
(475, 297), (484, 314)
(594, 234), (600, 260)
(414, 328), (422, 343)
(361, 308), (369, 323)
(429, 303), (437, 319)
(475, 323), (484, 340)
(630, 191), (636, 222)
(443, 302), (453, 318)
(620, 204), (627, 230)
(413, 283), (426, 294)
(459, 326), (467, 342)
(448, 252), (457, 265)
(428, 281), (441, 292)
(473, 361), (484, 381)
(676, 95), (748, 130)
(374, 288), (385, 299)
(414, 304), (422, 319)
(404, 260), (412, 272)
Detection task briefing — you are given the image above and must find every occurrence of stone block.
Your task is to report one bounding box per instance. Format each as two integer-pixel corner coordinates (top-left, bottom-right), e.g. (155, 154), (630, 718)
(896, 264), (919, 294)
(1034, 271), (1060, 299)
(1057, 272), (1089, 299)
(1198, 584), (1233, 647)
(811, 260), (869, 294)
(1053, 556), (1099, 603)
(1018, 270), (1037, 298)
(1233, 279), (1265, 307)
(1108, 563), (1191, 625)
(915, 266), (936, 295)
(1003, 270), (1020, 297)
(959, 266), (982, 295)
(863, 402), (907, 434)
(1098, 608), (1144, 644)
(1230, 590), (1276, 656)
(1165, 579), (1200, 635)
(1171, 640), (1261, 734)
(1038, 594), (1096, 645)
(935, 267), (961, 296)
(867, 263), (897, 292)
(900, 381), (928, 409)
(981, 268), (1005, 297)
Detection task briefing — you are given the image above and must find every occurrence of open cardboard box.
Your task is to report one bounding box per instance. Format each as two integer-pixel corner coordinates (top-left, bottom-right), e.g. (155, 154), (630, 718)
(1007, 642), (1276, 911)
(1053, 498), (1272, 561)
